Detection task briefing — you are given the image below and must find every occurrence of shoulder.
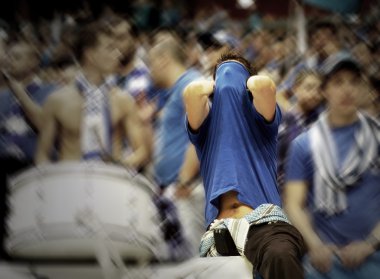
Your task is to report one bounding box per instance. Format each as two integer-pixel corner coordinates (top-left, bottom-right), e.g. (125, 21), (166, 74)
(32, 83), (59, 103)
(182, 69), (203, 85)
(111, 87), (137, 112)
(45, 83), (78, 106)
(290, 131), (312, 155)
(364, 113), (380, 130)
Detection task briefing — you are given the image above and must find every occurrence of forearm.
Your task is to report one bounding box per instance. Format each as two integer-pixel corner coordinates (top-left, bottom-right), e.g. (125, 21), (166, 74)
(247, 75), (276, 121)
(366, 222), (380, 250)
(10, 82), (43, 130)
(123, 145), (149, 170)
(174, 144), (200, 198)
(183, 80), (214, 130)
(35, 148), (51, 164)
(285, 203), (324, 250)
(176, 144), (199, 186)
(16, 93), (43, 130)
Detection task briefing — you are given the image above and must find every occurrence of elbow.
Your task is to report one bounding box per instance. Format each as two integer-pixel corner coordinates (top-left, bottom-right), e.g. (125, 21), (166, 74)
(183, 83), (197, 105)
(247, 75), (276, 99)
(35, 153), (47, 165)
(183, 81), (210, 104)
(135, 144), (150, 169)
(141, 145), (151, 166)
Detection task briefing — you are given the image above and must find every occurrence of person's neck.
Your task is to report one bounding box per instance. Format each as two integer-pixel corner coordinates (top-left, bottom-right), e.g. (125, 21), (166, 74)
(327, 109), (358, 128)
(362, 103), (380, 119)
(13, 73), (35, 85)
(118, 60), (135, 77)
(81, 64), (105, 87)
(295, 103), (308, 115)
(166, 63), (186, 88)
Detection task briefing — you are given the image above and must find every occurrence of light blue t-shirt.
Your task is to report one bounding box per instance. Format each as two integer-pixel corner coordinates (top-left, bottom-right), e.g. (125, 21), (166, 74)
(187, 61), (282, 227)
(153, 68), (202, 186)
(285, 122), (380, 245)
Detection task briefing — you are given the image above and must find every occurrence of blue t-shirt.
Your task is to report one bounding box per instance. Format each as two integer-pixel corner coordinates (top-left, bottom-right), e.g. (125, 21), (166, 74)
(187, 61), (282, 227)
(153, 68), (202, 186)
(0, 83), (55, 161)
(285, 122), (380, 245)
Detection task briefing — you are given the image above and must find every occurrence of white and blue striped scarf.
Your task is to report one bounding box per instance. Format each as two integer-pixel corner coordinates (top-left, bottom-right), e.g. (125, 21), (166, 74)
(76, 74), (114, 160)
(199, 203), (290, 257)
(310, 111), (380, 215)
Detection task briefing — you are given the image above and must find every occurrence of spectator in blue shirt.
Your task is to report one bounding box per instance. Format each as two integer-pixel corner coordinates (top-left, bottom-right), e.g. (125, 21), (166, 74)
(284, 54), (380, 279)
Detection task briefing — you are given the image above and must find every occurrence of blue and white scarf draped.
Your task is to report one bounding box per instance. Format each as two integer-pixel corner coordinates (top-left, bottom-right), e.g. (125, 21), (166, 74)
(199, 204), (290, 257)
(76, 74), (114, 160)
(310, 111), (380, 215)
(0, 82), (42, 159)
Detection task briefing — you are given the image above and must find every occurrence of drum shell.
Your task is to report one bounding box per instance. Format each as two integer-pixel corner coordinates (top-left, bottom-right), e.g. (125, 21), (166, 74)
(5, 162), (162, 260)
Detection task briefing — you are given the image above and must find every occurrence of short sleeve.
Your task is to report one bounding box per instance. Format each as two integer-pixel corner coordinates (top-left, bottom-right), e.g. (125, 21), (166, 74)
(252, 103), (282, 137)
(284, 133), (313, 183)
(186, 112), (211, 148)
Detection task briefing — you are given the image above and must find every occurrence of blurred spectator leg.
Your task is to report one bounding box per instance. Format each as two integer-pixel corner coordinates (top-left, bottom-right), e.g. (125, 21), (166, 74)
(0, 157), (31, 260)
(175, 183), (205, 258)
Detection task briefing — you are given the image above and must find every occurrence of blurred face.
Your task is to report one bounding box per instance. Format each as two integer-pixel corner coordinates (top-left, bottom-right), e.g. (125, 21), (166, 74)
(293, 74), (322, 112)
(7, 42), (39, 79)
(271, 41), (286, 61)
(311, 28), (333, 50)
(323, 70), (362, 117)
(148, 46), (167, 88)
(204, 45), (229, 73)
(352, 43), (371, 67)
(60, 65), (79, 84)
(112, 21), (135, 66)
(358, 78), (378, 110)
(86, 33), (120, 75)
(311, 27), (340, 58)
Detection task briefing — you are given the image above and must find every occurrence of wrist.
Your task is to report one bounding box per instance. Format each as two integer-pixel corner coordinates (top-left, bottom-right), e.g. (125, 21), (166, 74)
(307, 238), (325, 251)
(366, 234), (380, 251)
(175, 178), (192, 188)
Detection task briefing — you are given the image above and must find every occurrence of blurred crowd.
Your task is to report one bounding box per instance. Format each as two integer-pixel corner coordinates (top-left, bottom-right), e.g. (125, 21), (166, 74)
(0, 0), (379, 278)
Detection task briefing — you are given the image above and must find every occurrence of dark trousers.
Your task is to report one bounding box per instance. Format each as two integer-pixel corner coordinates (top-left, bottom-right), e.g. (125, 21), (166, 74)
(244, 221), (306, 279)
(0, 157), (31, 260)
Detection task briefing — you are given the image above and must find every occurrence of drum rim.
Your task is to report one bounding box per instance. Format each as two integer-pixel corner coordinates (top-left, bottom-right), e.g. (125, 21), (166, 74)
(6, 222), (162, 259)
(8, 161), (157, 194)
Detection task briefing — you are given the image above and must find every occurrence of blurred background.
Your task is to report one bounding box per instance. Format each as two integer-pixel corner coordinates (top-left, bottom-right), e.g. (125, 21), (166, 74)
(0, 0), (379, 278)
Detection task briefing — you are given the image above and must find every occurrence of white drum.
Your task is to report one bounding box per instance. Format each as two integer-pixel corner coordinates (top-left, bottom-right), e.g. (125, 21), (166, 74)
(5, 162), (163, 260)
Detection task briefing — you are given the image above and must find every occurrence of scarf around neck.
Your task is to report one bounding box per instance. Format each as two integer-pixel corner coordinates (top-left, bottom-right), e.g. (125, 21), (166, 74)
(309, 111), (380, 215)
(76, 73), (113, 160)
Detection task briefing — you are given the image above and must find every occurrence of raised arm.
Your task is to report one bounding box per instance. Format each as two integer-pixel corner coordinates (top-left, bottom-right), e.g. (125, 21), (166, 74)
(247, 75), (276, 122)
(4, 73), (44, 130)
(121, 93), (151, 170)
(183, 79), (214, 131)
(35, 94), (58, 164)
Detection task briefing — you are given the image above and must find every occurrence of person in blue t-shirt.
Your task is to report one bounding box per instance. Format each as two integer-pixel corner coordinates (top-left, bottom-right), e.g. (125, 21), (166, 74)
(148, 32), (206, 259)
(284, 54), (380, 279)
(183, 51), (305, 279)
(149, 33), (202, 189)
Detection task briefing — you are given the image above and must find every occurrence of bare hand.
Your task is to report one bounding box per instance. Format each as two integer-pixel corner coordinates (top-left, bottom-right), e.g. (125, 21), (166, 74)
(174, 185), (193, 199)
(336, 241), (375, 269)
(246, 75), (276, 96)
(309, 244), (336, 273)
(185, 79), (215, 96)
